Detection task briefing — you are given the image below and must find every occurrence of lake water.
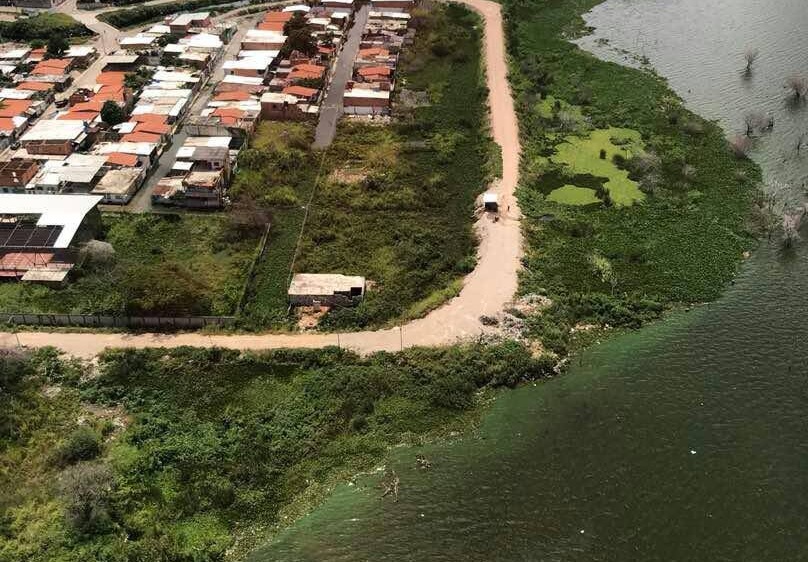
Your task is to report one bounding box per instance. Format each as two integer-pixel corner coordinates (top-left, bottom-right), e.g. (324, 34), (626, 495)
(250, 1), (808, 559)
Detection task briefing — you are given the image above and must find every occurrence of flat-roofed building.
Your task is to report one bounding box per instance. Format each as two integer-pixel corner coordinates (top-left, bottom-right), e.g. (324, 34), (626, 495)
(20, 119), (88, 156)
(288, 273), (366, 307)
(92, 167), (145, 204)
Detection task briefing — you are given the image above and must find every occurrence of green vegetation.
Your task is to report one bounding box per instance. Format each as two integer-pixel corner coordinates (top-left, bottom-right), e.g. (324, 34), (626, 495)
(0, 13), (92, 43)
(504, 0), (759, 355)
(237, 4), (493, 330)
(99, 0), (261, 29)
(0, 343), (554, 561)
(552, 127), (645, 206)
(547, 184), (600, 206)
(303, 4), (491, 330)
(0, 214), (259, 317)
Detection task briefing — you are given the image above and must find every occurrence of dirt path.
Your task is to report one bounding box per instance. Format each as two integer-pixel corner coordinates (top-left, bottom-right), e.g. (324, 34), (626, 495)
(0, 0), (522, 359)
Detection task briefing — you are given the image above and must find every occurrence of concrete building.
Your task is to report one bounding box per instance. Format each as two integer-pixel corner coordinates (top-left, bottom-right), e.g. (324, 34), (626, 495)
(91, 167), (145, 204)
(288, 274), (366, 307)
(343, 88), (390, 115)
(20, 120), (89, 156)
(0, 160), (39, 193)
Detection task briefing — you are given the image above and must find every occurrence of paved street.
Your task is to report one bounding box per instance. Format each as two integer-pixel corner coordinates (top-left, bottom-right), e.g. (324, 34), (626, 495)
(313, 3), (370, 148)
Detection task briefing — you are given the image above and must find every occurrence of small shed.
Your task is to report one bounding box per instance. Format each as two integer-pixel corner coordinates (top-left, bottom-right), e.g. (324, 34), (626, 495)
(288, 274), (366, 307)
(483, 192), (499, 212)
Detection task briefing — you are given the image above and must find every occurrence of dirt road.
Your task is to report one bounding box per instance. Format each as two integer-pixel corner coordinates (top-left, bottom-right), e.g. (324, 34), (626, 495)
(0, 0), (522, 358)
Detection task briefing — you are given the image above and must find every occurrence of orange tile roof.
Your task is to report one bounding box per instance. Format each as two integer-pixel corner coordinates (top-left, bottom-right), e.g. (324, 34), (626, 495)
(0, 117), (19, 132)
(58, 111), (99, 121)
(263, 11), (293, 21)
(106, 152), (140, 167)
(96, 72), (127, 86)
(16, 81), (53, 92)
(358, 47), (389, 58)
(289, 63), (325, 80)
(71, 100), (104, 113)
(0, 100), (32, 117)
(31, 58), (71, 75)
(134, 122), (170, 135)
(212, 107), (245, 118)
(121, 132), (162, 143)
(282, 85), (318, 98)
(258, 21), (286, 31)
(214, 90), (251, 101)
(357, 65), (392, 77)
(130, 113), (167, 124)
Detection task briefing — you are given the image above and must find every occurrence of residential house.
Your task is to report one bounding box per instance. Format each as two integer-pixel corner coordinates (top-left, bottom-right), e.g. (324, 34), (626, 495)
(20, 120), (89, 156)
(91, 167), (145, 204)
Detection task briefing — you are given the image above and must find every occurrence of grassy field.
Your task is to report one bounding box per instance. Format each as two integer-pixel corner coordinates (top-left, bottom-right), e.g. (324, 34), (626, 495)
(299, 4), (493, 330)
(237, 3), (493, 331)
(0, 214), (259, 318)
(504, 0), (760, 354)
(0, 344), (553, 562)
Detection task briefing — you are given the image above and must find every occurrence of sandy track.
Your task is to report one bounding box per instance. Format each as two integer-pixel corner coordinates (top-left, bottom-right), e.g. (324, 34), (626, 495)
(0, 0), (522, 359)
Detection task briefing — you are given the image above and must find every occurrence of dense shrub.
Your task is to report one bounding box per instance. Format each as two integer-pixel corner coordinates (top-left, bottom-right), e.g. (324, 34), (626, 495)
(57, 427), (102, 465)
(0, 344), (554, 561)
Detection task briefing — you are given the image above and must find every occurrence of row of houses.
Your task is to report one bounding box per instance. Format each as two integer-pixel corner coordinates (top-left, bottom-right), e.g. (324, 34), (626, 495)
(344, 2), (415, 115)
(0, 44), (98, 144)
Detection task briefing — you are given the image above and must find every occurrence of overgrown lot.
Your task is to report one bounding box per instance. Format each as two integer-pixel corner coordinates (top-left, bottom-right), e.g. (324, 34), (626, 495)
(0, 214), (259, 317)
(0, 343), (553, 561)
(504, 0), (760, 354)
(237, 4), (495, 330)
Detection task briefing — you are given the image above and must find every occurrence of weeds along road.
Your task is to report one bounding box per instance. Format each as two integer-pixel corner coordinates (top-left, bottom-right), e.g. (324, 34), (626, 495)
(0, 0), (522, 359)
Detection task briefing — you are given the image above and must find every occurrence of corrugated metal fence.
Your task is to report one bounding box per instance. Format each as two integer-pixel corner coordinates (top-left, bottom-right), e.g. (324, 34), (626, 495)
(0, 313), (235, 329)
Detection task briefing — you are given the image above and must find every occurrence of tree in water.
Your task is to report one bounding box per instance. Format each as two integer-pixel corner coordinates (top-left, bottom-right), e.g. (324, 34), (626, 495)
(743, 48), (759, 73)
(785, 75), (808, 100)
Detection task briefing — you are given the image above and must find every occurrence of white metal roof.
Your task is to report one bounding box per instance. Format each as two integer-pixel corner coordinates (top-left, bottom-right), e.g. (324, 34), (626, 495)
(222, 75), (265, 85)
(344, 89), (390, 99)
(170, 12), (211, 26)
(93, 141), (159, 156)
(180, 32), (223, 50)
(0, 88), (34, 100)
(244, 30), (287, 42)
(0, 48), (30, 60)
(283, 4), (310, 12)
(261, 92), (299, 104)
(119, 35), (157, 47)
(183, 136), (231, 148)
(101, 54), (140, 65)
(224, 58), (272, 71)
(238, 49), (280, 59)
(147, 24), (172, 35)
(0, 194), (102, 248)
(65, 46), (96, 58)
(152, 70), (200, 83)
(21, 120), (85, 142)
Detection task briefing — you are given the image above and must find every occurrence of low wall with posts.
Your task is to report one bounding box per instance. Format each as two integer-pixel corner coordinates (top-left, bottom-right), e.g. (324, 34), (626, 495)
(0, 313), (235, 329)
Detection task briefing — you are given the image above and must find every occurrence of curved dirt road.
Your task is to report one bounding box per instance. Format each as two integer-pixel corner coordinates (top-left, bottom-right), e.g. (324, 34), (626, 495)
(0, 0), (522, 358)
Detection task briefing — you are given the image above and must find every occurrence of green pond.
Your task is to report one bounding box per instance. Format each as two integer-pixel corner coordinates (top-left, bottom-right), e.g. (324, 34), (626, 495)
(250, 0), (808, 559)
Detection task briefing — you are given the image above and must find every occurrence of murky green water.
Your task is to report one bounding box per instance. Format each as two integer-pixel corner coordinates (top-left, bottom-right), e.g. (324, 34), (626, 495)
(251, 1), (808, 559)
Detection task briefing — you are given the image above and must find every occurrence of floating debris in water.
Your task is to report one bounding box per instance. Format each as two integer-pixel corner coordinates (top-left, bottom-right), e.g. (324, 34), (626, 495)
(690, 450), (697, 455)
